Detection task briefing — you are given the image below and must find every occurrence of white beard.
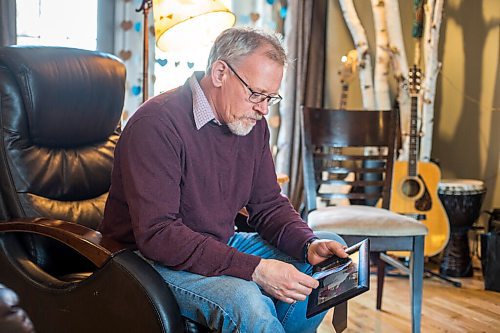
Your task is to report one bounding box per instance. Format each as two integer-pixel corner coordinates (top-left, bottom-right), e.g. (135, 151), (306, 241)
(227, 119), (255, 136)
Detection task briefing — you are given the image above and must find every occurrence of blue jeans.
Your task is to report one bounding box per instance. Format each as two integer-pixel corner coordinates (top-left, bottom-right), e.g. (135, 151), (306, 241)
(144, 231), (345, 333)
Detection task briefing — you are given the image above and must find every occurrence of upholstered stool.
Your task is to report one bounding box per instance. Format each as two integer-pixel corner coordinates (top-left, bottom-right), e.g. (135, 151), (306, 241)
(308, 205), (428, 237)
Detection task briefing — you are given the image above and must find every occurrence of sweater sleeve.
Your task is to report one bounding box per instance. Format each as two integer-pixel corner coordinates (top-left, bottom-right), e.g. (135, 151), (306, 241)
(246, 122), (316, 260)
(120, 115), (260, 280)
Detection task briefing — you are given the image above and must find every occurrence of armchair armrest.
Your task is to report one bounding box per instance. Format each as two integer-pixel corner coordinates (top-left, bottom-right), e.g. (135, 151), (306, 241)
(0, 218), (125, 268)
(0, 218), (185, 332)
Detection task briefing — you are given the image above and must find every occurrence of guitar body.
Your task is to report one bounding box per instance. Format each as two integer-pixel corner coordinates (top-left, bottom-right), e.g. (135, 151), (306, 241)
(390, 160), (450, 256)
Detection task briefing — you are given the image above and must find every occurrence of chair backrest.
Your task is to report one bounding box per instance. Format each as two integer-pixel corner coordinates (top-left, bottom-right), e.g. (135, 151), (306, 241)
(301, 107), (398, 215)
(0, 46), (125, 229)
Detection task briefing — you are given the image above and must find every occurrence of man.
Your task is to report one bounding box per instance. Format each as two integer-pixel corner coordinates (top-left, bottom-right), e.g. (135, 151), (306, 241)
(99, 27), (347, 332)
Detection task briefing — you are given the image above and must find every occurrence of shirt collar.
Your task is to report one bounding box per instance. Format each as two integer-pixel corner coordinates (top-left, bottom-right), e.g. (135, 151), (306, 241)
(189, 72), (221, 130)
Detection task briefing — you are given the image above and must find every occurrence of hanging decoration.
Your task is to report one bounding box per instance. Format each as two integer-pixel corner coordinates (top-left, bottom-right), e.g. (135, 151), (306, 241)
(156, 58), (168, 66)
(119, 50), (132, 61)
(250, 12), (260, 23)
(114, 0), (155, 123)
(134, 21), (141, 32)
(120, 20), (133, 31)
(279, 7), (287, 19)
(132, 85), (142, 96)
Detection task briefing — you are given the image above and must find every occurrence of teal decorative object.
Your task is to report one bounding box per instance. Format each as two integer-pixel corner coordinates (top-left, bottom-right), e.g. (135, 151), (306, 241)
(134, 21), (141, 32)
(157, 58), (168, 66)
(132, 85), (141, 96)
(280, 7), (287, 19)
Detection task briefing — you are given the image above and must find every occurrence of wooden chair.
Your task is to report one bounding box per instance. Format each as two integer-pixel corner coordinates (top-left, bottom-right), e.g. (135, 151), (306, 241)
(301, 107), (428, 333)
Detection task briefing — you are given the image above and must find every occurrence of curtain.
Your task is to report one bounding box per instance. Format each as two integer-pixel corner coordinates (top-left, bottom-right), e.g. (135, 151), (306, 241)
(275, 0), (328, 210)
(0, 0), (16, 46)
(97, 0), (116, 54)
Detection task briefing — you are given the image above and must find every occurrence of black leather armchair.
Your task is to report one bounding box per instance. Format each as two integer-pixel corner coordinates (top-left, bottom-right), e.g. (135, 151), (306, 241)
(0, 46), (186, 332)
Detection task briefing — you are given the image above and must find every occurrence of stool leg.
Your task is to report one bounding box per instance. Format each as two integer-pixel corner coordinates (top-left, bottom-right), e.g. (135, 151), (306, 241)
(410, 236), (425, 333)
(376, 252), (386, 310)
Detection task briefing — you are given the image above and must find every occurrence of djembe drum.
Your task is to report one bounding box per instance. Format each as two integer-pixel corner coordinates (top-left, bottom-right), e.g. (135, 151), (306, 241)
(438, 179), (486, 277)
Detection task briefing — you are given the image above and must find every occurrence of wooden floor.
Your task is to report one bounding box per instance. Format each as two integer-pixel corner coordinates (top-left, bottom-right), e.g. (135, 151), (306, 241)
(318, 261), (500, 333)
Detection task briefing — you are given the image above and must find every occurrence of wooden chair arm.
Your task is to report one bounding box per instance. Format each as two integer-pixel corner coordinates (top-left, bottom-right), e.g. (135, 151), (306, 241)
(0, 218), (126, 268)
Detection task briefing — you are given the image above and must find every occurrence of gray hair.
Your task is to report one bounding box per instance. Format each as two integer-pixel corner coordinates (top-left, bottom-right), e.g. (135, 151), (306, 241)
(206, 27), (287, 73)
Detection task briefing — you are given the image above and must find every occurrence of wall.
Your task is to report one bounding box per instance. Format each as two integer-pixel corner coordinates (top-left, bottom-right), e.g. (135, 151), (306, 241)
(325, 0), (499, 224)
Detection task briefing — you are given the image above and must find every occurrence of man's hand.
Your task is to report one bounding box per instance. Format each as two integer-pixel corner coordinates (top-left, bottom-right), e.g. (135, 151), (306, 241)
(251, 259), (319, 304)
(307, 239), (348, 265)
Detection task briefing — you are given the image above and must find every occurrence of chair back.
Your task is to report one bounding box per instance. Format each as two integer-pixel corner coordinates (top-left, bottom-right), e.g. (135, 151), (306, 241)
(301, 107), (398, 214)
(0, 46), (125, 229)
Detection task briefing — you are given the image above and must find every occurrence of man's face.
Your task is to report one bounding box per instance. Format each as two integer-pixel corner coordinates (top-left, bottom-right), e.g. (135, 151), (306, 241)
(216, 47), (284, 136)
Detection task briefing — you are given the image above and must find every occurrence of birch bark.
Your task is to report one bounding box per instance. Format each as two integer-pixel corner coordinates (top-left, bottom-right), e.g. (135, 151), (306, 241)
(385, 0), (411, 160)
(339, 0), (376, 109)
(370, 0), (391, 110)
(420, 0), (444, 161)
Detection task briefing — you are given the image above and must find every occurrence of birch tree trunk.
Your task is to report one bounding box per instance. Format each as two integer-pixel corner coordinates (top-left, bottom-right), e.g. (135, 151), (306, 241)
(370, 0), (391, 110)
(420, 0), (444, 161)
(339, 0), (376, 109)
(385, 0), (411, 160)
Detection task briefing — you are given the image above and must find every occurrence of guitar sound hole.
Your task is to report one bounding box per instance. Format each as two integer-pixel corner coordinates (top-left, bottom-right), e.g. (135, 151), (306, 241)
(401, 179), (420, 198)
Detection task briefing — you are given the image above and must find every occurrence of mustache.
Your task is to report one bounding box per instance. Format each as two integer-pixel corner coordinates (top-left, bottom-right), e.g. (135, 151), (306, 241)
(249, 113), (263, 121)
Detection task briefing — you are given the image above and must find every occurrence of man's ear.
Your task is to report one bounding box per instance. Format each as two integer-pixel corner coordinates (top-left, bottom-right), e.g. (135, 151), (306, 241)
(210, 60), (228, 88)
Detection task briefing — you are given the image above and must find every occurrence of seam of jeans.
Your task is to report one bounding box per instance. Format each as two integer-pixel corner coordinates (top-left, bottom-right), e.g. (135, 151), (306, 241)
(279, 302), (297, 327)
(167, 281), (241, 333)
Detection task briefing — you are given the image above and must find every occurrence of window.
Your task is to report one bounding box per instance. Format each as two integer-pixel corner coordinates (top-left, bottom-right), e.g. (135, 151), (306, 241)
(16, 0), (98, 50)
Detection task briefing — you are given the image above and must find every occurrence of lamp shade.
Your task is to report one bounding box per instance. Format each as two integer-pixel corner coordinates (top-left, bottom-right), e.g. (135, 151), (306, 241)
(153, 0), (236, 53)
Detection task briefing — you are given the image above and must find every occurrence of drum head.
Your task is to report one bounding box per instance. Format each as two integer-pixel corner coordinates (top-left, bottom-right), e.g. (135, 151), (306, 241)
(438, 179), (486, 195)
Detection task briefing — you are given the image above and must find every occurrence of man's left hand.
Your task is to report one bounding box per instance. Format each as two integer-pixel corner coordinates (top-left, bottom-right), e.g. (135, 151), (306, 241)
(306, 240), (348, 265)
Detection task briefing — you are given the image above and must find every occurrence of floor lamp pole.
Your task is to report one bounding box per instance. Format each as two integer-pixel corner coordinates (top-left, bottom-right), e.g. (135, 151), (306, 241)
(136, 0), (153, 103)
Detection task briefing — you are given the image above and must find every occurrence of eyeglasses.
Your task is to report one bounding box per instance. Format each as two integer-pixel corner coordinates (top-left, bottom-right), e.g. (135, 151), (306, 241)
(224, 61), (283, 107)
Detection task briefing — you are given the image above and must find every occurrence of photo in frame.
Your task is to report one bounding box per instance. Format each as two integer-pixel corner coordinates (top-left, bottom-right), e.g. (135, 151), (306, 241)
(306, 238), (370, 318)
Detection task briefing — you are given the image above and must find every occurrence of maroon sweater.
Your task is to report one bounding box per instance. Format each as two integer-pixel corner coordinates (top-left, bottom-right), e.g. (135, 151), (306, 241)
(99, 79), (315, 280)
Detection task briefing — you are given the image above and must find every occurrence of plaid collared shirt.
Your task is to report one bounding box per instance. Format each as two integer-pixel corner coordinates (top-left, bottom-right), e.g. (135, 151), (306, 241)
(188, 72), (221, 130)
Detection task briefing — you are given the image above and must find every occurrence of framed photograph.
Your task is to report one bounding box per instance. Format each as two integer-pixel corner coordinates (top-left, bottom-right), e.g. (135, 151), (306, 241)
(306, 238), (370, 318)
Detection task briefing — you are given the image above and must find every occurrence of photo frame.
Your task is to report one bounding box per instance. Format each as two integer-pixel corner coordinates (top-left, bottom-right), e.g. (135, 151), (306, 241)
(306, 238), (370, 318)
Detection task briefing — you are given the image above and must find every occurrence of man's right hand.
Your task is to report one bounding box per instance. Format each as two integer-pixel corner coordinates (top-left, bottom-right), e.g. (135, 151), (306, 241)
(251, 259), (319, 304)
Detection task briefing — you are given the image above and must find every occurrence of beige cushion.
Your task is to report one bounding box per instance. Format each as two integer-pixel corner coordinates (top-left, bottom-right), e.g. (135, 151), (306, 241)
(308, 205), (428, 236)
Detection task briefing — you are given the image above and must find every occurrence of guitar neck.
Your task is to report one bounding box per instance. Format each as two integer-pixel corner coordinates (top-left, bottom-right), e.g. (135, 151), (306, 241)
(408, 95), (419, 177)
(339, 84), (349, 110)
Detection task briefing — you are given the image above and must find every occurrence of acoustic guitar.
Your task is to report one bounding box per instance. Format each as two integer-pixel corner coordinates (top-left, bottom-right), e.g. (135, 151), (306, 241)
(389, 65), (450, 257)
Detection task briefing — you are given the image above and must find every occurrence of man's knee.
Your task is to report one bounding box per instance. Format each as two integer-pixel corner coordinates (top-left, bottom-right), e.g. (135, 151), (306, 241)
(221, 279), (275, 315)
(212, 279), (283, 332)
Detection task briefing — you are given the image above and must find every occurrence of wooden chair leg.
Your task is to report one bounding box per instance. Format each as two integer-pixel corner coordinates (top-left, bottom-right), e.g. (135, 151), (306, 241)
(410, 236), (425, 333)
(376, 252), (386, 310)
(332, 302), (348, 333)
